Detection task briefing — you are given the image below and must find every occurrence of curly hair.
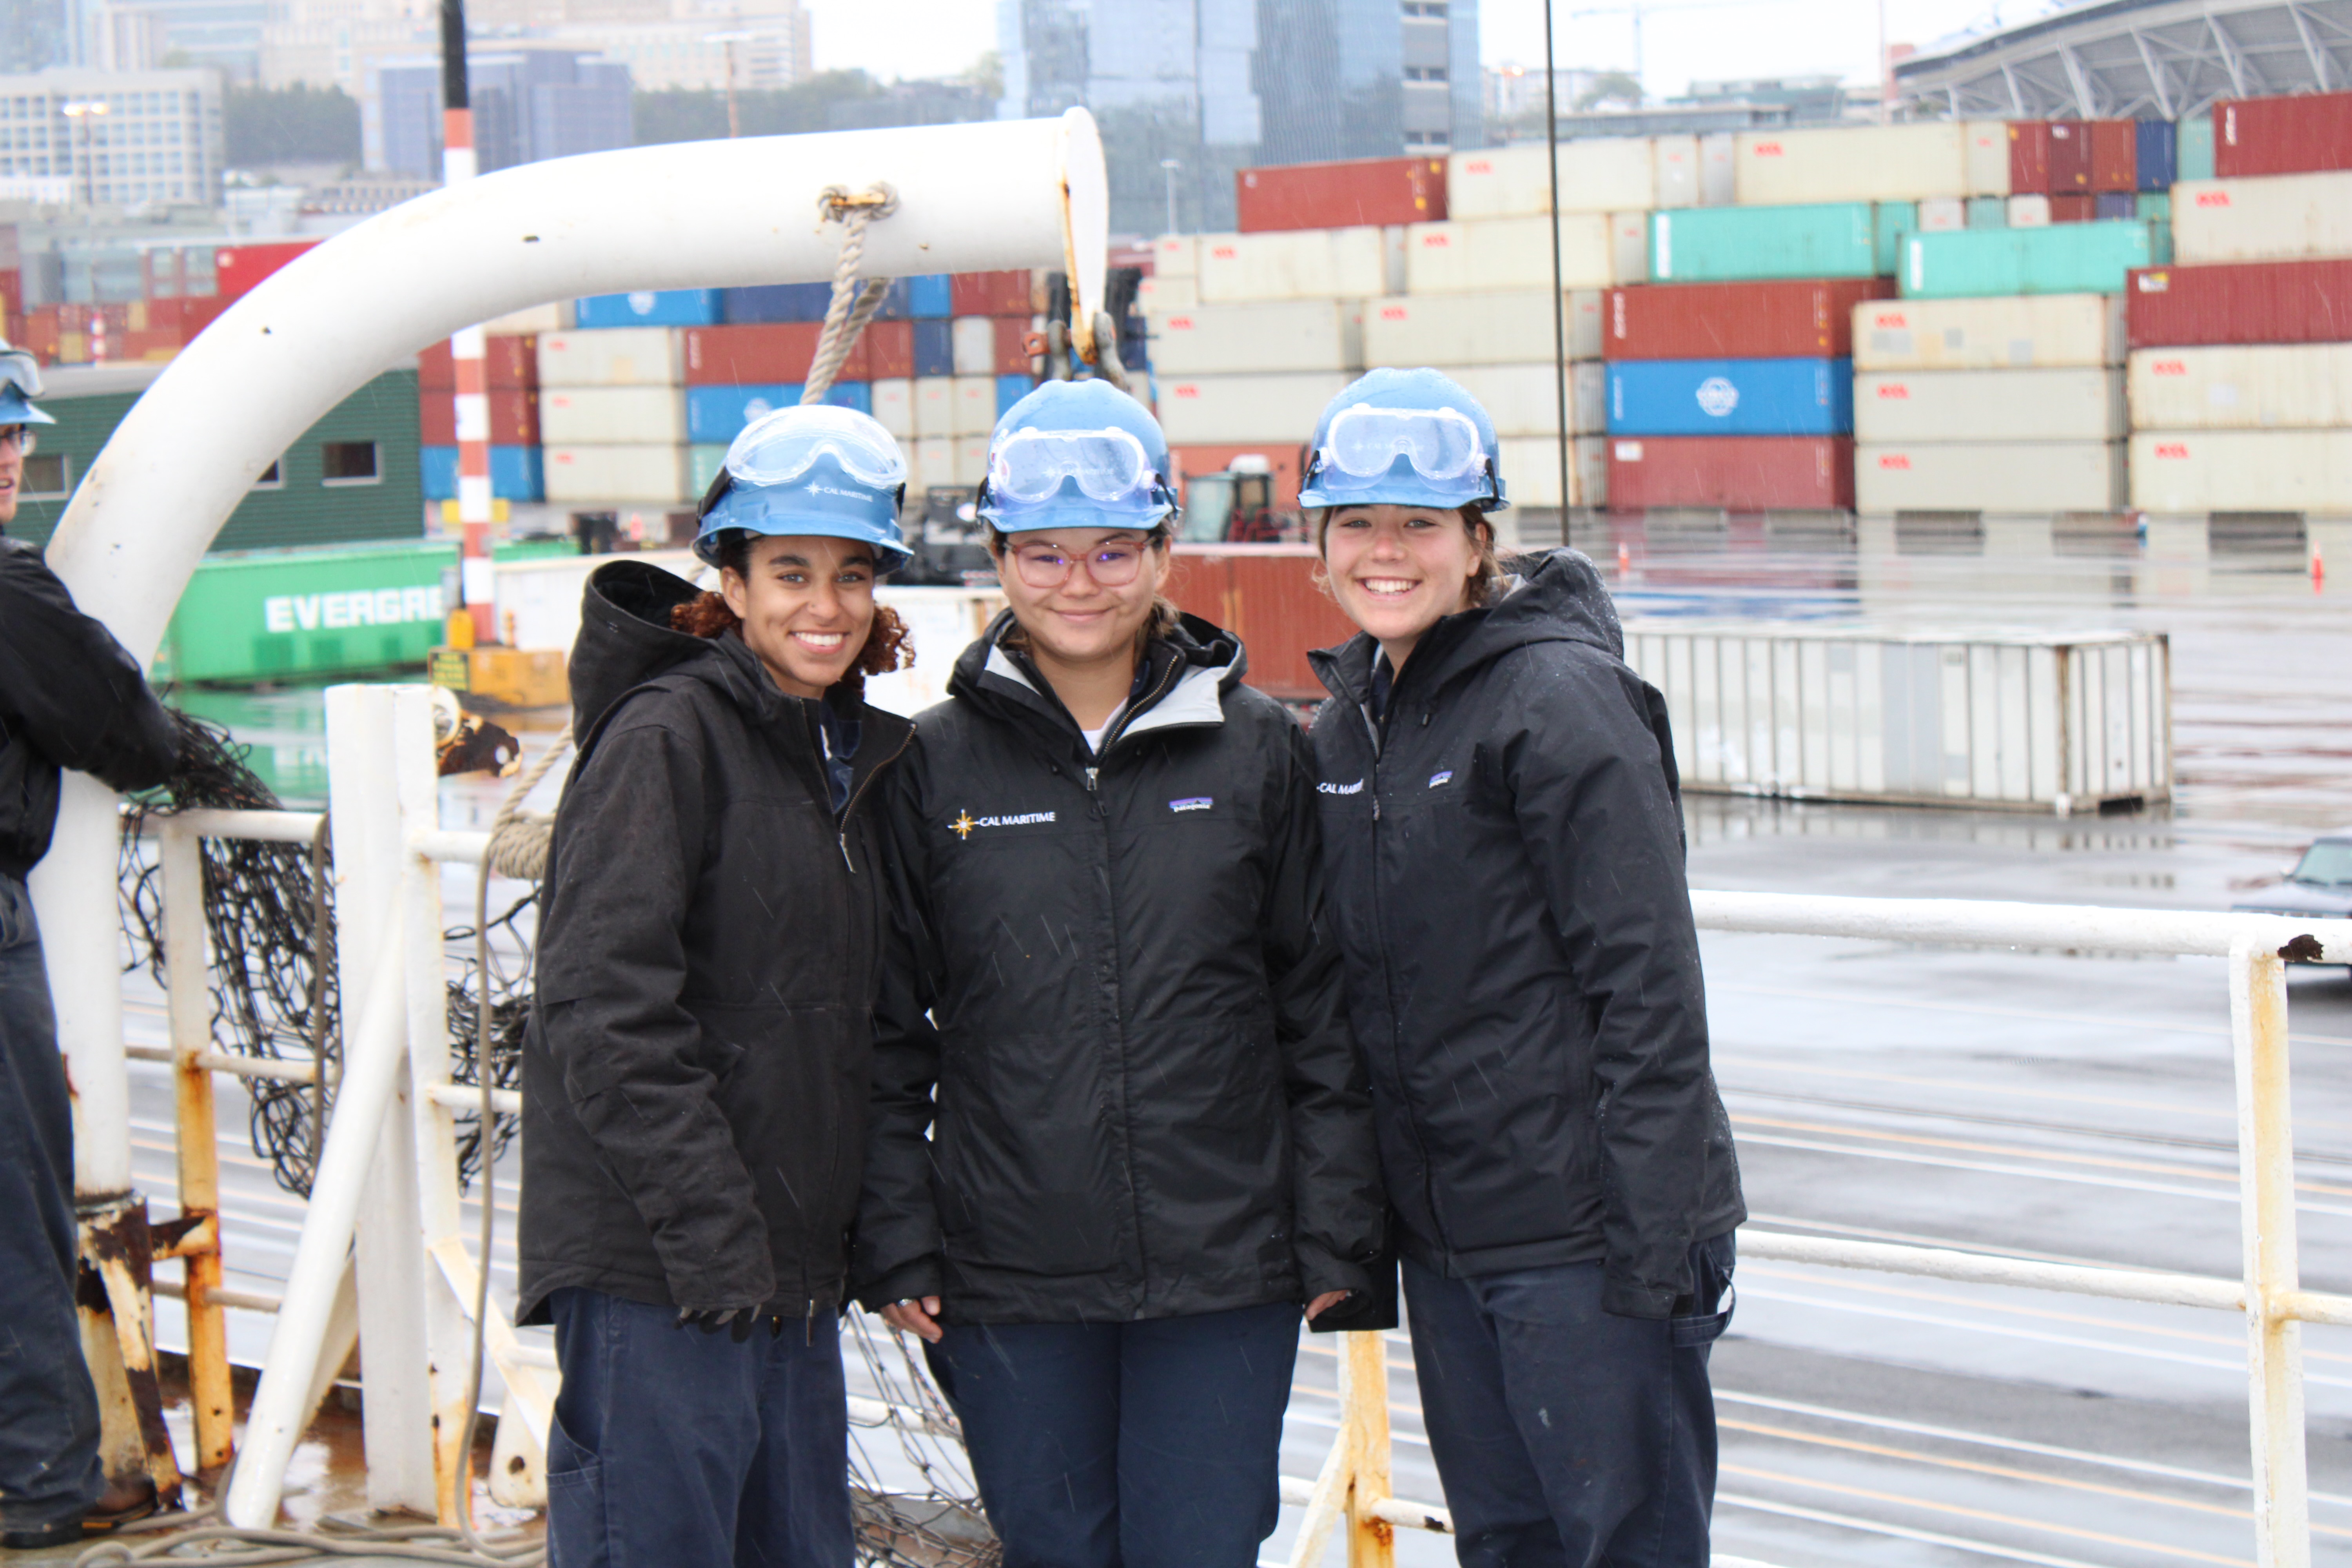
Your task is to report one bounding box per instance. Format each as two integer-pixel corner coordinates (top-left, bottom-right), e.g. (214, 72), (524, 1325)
(670, 530), (914, 693)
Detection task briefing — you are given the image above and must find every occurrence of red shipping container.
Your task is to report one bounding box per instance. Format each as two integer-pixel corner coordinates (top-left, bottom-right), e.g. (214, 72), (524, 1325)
(0, 269), (18, 319)
(2216, 91), (2352, 176)
(866, 320), (914, 379)
(2090, 120), (2138, 192)
(2047, 194), (2095, 223)
(2047, 120), (2091, 192)
(419, 334), (539, 390)
(1606, 436), (1854, 511)
(2126, 259), (2352, 347)
(214, 240), (318, 304)
(2008, 122), (2052, 194)
(1165, 545), (1353, 701)
(419, 387), (541, 446)
(952, 270), (1035, 318)
(1234, 157), (1446, 234)
(679, 322), (859, 385)
(1603, 278), (1892, 360)
(993, 318), (1037, 376)
(20, 307), (60, 362)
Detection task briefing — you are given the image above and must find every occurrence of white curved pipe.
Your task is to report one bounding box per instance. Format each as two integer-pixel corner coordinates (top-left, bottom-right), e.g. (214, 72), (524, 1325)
(36, 110), (1105, 1200)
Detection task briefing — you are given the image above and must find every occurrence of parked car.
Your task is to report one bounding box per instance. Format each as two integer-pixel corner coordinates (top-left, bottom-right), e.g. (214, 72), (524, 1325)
(2234, 831), (2352, 965)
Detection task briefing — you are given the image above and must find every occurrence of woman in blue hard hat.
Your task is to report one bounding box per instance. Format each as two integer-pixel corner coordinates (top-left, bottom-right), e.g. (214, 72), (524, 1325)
(854, 377), (1384, 1568)
(519, 403), (916, 1568)
(1302, 368), (1744, 1568)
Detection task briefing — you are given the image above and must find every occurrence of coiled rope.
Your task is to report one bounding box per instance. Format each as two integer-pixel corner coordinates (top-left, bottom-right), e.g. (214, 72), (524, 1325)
(481, 728), (572, 884)
(802, 183), (899, 406)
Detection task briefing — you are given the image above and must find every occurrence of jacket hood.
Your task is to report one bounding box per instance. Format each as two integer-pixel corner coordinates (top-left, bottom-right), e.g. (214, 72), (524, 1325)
(947, 607), (1248, 744)
(569, 559), (788, 750)
(1310, 547), (1623, 709)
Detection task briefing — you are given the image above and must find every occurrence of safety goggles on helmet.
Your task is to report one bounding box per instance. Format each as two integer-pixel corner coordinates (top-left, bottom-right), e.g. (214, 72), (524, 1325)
(725, 403), (908, 492)
(1316, 404), (1489, 485)
(0, 349), (42, 402)
(987, 426), (1161, 508)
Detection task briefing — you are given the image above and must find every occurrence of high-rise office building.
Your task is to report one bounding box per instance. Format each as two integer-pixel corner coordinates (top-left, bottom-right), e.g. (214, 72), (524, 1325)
(0, 66), (224, 205)
(367, 45), (627, 177)
(998, 0), (1479, 234)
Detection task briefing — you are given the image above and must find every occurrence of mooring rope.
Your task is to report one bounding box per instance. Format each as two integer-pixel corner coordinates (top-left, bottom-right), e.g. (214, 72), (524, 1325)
(480, 728), (571, 884)
(803, 183), (899, 405)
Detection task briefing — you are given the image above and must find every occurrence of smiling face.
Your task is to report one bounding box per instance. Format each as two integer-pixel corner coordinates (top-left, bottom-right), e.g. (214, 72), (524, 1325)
(718, 533), (879, 699)
(993, 526), (1171, 673)
(0, 426), (25, 526)
(1320, 503), (1488, 668)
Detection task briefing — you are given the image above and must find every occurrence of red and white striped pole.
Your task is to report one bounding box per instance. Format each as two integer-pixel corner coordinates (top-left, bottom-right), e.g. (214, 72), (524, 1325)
(440, 0), (495, 642)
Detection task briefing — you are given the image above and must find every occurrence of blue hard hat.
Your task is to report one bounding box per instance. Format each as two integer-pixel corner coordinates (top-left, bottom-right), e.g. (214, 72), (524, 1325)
(1299, 367), (1508, 513)
(977, 378), (1178, 533)
(694, 403), (911, 572)
(0, 348), (56, 428)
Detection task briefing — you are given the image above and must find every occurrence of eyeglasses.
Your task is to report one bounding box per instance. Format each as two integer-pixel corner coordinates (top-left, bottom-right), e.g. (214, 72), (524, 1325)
(0, 428), (34, 454)
(1007, 538), (1150, 590)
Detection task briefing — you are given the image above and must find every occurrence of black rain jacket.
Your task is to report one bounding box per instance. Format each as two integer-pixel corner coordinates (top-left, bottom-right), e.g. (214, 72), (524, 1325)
(517, 560), (912, 1325)
(0, 538), (178, 879)
(853, 610), (1385, 1323)
(1307, 549), (1743, 1319)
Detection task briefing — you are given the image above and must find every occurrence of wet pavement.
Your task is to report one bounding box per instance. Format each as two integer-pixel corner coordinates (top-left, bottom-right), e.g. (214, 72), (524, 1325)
(76, 524), (2352, 1568)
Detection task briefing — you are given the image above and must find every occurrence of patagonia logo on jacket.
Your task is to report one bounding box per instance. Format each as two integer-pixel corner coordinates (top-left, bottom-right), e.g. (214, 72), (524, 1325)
(1428, 770), (1454, 788)
(950, 809), (1057, 839)
(1169, 797), (1213, 813)
(1318, 779), (1365, 795)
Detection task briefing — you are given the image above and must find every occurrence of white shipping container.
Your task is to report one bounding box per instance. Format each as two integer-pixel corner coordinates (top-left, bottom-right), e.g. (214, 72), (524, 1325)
(537, 328), (682, 387)
(1444, 138), (1654, 220)
(1427, 362), (1609, 436)
(951, 317), (996, 377)
(1854, 368), (2126, 443)
(911, 436), (953, 493)
(1138, 274), (1200, 312)
(2127, 343), (2352, 429)
(539, 386), (689, 444)
(1146, 299), (1365, 375)
(1495, 435), (1607, 508)
(913, 376), (956, 438)
(871, 377), (913, 439)
(1851, 294), (2125, 371)
(955, 435), (990, 485)
(951, 376), (996, 436)
(2172, 172), (2352, 263)
(2131, 429), (2352, 511)
(1195, 227), (1390, 301)
(1153, 234), (1198, 278)
(2007, 194), (2051, 228)
(1609, 211), (1648, 285)
(1653, 134), (1700, 208)
(1920, 198), (1966, 232)
(482, 299), (573, 334)
(1403, 214), (1617, 292)
(1699, 132), (1735, 205)
(1155, 372), (1350, 444)
(1733, 122), (1971, 204)
(1855, 440), (2126, 512)
(1963, 122), (2013, 197)
(543, 443), (691, 504)
(1620, 623), (2169, 811)
(1363, 290), (1603, 367)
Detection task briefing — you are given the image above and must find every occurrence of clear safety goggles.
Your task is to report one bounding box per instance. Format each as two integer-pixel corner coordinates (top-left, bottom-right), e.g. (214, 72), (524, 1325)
(0, 349), (43, 401)
(726, 403), (907, 491)
(987, 426), (1160, 506)
(1315, 404), (1489, 485)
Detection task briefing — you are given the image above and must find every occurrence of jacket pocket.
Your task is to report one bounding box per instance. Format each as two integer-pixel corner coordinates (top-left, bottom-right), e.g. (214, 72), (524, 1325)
(936, 1029), (1123, 1277)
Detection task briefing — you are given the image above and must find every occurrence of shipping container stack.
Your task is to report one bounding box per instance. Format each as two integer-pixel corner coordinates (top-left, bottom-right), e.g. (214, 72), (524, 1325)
(538, 290), (706, 510)
(2125, 89), (2352, 521)
(421, 333), (546, 506)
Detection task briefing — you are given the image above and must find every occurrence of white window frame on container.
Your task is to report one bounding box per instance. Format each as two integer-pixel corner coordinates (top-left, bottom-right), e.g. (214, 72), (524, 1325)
(319, 441), (381, 486)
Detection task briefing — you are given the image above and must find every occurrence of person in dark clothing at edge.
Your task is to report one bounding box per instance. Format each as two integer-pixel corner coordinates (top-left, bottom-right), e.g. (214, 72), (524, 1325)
(517, 404), (919, 1568)
(854, 379), (1385, 1568)
(1301, 369), (1745, 1568)
(0, 348), (179, 1550)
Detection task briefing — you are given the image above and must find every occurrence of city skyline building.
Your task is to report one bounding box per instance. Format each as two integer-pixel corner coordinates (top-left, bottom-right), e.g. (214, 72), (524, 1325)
(0, 65), (224, 206)
(368, 45), (628, 176)
(996, 0), (1481, 235)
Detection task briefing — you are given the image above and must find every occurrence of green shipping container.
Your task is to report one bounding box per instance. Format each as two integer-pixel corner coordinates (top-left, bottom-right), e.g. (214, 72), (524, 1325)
(2177, 112), (2215, 181)
(1965, 196), (2007, 230)
(690, 443), (727, 497)
(1873, 201), (1918, 277)
(1650, 202), (1881, 282)
(1899, 221), (2171, 298)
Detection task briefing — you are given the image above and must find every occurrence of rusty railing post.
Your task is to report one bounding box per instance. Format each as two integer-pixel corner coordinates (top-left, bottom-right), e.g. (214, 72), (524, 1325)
(1342, 1330), (1395, 1568)
(2232, 934), (2310, 1568)
(161, 818), (234, 1474)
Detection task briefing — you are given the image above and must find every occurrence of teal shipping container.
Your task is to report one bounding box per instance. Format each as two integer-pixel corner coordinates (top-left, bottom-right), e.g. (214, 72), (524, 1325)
(1650, 203), (1881, 282)
(1965, 197), (2007, 230)
(1900, 221), (2171, 298)
(1874, 202), (1918, 276)
(2136, 191), (2171, 221)
(2177, 112), (2215, 181)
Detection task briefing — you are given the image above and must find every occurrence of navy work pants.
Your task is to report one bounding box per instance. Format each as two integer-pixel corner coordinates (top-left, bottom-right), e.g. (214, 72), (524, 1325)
(0, 875), (105, 1535)
(1402, 1234), (1735, 1568)
(545, 1287), (853, 1568)
(923, 1302), (1299, 1568)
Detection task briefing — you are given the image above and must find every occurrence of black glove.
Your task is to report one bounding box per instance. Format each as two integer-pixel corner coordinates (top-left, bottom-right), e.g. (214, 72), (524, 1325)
(675, 1306), (759, 1343)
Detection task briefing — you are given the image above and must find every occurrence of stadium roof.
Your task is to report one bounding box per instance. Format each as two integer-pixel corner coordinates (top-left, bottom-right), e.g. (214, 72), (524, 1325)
(1893, 0), (2352, 118)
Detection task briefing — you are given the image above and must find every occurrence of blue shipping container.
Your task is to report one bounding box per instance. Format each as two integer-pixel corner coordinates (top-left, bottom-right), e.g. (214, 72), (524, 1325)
(913, 319), (956, 377)
(996, 374), (1036, 417)
(686, 383), (870, 445)
(1606, 358), (1854, 437)
(2136, 119), (2177, 192)
(574, 289), (724, 329)
(722, 283), (833, 324)
(422, 446), (544, 501)
(870, 275), (955, 322)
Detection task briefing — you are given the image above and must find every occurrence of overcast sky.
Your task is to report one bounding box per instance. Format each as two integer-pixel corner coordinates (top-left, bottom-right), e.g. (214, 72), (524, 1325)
(801, 0), (2071, 100)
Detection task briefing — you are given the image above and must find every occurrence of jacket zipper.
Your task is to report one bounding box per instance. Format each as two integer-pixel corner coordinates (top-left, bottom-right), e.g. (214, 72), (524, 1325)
(834, 722), (915, 870)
